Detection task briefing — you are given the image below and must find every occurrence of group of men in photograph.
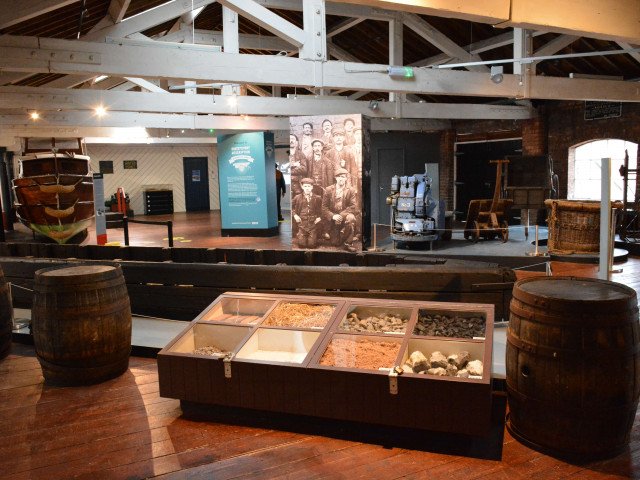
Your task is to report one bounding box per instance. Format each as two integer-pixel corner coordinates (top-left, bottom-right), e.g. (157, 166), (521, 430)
(288, 118), (362, 252)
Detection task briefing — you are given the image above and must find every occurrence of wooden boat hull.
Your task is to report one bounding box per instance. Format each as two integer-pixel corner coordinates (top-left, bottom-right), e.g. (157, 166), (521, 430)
(15, 201), (94, 244)
(13, 176), (94, 206)
(12, 153), (95, 244)
(19, 154), (91, 177)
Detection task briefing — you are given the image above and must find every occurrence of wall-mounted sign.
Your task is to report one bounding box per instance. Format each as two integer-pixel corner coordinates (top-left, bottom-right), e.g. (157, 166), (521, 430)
(584, 101), (622, 121)
(191, 170), (201, 182)
(99, 160), (113, 174)
(123, 160), (137, 169)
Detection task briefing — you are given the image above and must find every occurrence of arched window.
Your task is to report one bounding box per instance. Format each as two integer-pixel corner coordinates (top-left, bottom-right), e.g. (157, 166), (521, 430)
(568, 139), (638, 201)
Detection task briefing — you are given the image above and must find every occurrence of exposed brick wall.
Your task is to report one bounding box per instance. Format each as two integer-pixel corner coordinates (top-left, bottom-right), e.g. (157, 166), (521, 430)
(522, 117), (546, 156)
(442, 103), (639, 201)
(439, 129), (456, 209)
(546, 101), (640, 199)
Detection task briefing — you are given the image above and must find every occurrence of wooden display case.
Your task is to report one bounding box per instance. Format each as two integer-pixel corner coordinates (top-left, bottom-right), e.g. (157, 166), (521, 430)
(158, 292), (494, 436)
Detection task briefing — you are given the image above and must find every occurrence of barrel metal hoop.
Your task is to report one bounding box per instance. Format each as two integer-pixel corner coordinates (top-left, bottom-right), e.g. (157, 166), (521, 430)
(509, 302), (639, 328)
(507, 332), (640, 358)
(506, 383), (640, 415)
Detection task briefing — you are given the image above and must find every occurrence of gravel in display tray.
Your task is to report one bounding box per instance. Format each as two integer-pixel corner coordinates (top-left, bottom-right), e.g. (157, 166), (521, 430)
(261, 302), (335, 329)
(319, 336), (401, 370)
(338, 305), (411, 335)
(193, 345), (230, 357)
(413, 310), (486, 339)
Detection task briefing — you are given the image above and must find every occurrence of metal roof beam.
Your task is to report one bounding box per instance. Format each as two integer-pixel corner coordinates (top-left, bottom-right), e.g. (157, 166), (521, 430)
(108, 0), (131, 24)
(123, 77), (165, 92)
(0, 86), (534, 119)
(409, 30), (547, 68)
(85, 0), (218, 42)
(166, 29), (295, 51)
(530, 33), (579, 71)
(327, 17), (365, 38)
(1, 35), (638, 101)
(255, 0), (393, 21)
(402, 12), (488, 73)
(616, 42), (640, 67)
(217, 0), (305, 48)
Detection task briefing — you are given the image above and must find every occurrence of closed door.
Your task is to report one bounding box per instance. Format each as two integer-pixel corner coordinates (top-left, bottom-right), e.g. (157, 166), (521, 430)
(183, 157), (210, 211)
(376, 148), (405, 226)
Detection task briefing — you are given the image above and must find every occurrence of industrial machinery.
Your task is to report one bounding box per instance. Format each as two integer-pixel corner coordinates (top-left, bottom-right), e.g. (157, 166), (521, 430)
(618, 149), (639, 243)
(463, 159), (512, 243)
(387, 167), (445, 249)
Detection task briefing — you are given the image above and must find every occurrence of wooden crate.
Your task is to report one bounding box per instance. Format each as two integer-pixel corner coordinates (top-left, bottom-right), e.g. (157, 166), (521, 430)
(158, 292), (495, 436)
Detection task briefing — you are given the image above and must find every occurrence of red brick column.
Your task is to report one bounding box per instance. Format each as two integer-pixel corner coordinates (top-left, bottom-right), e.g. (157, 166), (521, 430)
(439, 129), (456, 210)
(522, 117), (546, 156)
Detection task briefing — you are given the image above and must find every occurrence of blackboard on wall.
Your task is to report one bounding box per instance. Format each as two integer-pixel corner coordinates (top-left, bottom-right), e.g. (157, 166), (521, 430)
(584, 101), (621, 120)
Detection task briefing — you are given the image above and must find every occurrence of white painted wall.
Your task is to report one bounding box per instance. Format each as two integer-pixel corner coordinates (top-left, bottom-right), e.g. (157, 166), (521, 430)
(85, 144), (219, 215)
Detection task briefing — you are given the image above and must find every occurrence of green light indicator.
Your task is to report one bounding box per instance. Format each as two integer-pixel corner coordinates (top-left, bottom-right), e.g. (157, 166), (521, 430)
(209, 128), (215, 134)
(387, 66), (414, 79)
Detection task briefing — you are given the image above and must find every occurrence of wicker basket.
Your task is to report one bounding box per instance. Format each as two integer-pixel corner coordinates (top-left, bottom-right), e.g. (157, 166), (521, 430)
(544, 199), (623, 254)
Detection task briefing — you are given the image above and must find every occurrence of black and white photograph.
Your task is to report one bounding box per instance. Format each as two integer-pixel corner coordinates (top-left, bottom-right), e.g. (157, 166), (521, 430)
(289, 115), (364, 252)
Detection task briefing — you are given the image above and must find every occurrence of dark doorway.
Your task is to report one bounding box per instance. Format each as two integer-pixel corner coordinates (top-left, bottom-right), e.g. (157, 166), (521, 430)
(455, 140), (521, 221)
(183, 157), (210, 211)
(376, 148), (404, 226)
(370, 132), (440, 225)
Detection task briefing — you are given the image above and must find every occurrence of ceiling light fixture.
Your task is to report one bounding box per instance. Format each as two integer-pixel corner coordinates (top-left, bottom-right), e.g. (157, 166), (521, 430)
(29, 112), (40, 120)
(490, 66), (504, 84)
(369, 100), (379, 111)
(94, 105), (107, 117)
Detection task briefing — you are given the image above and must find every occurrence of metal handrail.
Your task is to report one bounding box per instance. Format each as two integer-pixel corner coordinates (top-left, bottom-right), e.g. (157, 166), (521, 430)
(122, 217), (173, 247)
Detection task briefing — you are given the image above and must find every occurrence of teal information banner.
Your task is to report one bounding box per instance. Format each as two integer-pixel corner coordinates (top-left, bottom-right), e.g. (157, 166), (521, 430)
(217, 132), (277, 230)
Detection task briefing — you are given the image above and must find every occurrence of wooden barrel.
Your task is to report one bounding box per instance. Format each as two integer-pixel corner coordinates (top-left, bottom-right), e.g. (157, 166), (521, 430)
(0, 265), (13, 360)
(32, 264), (132, 385)
(507, 277), (640, 460)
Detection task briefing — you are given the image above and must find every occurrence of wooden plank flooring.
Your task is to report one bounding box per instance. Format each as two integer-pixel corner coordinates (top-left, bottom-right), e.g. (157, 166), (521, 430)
(3, 212), (640, 478)
(2, 340), (640, 479)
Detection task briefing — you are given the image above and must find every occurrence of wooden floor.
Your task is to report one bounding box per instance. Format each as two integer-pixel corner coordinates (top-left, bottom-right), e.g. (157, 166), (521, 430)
(3, 212), (640, 478)
(1, 340), (640, 480)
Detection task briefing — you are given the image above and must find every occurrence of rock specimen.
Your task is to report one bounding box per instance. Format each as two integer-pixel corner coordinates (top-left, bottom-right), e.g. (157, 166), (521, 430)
(467, 359), (484, 377)
(339, 311), (408, 334)
(403, 348), (483, 379)
(414, 311), (486, 338)
(408, 350), (429, 373)
(429, 351), (449, 369)
(447, 351), (470, 369)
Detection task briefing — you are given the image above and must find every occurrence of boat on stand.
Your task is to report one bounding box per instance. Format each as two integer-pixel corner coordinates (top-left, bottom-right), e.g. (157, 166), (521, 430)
(12, 138), (94, 244)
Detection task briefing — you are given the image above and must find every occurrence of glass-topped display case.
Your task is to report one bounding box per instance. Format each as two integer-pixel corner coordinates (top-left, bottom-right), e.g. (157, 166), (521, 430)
(158, 293), (495, 436)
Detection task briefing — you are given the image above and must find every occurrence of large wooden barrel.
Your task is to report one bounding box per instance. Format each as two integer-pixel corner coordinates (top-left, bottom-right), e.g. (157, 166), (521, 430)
(32, 264), (132, 385)
(507, 277), (640, 459)
(0, 265), (13, 360)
